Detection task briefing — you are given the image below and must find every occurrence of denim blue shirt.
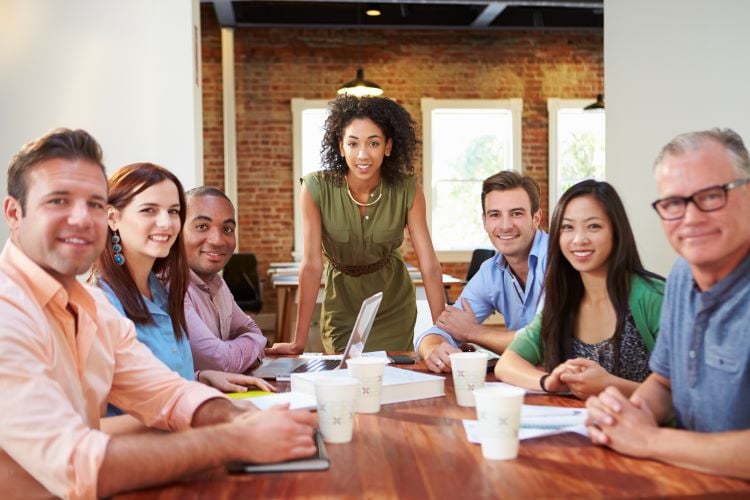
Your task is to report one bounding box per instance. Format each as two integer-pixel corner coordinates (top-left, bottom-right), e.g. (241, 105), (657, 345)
(414, 230), (549, 350)
(99, 273), (195, 381)
(650, 253), (750, 432)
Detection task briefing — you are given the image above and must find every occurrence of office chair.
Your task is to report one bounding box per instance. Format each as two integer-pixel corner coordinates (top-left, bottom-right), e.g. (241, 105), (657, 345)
(466, 248), (496, 283)
(222, 253), (263, 313)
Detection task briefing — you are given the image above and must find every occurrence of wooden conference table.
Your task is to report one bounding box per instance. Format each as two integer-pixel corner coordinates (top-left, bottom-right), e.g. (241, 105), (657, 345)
(115, 359), (750, 499)
(271, 266), (462, 344)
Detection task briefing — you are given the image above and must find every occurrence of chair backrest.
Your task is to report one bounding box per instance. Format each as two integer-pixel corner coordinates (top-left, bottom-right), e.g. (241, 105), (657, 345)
(223, 253), (263, 313)
(466, 248), (496, 282)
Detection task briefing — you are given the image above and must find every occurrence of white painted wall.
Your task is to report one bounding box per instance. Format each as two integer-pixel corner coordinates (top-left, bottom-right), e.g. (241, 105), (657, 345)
(0, 0), (203, 243)
(605, 0), (750, 276)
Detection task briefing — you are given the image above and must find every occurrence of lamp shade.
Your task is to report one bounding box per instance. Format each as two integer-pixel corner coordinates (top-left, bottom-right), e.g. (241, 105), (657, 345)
(337, 68), (384, 97)
(584, 93), (605, 111)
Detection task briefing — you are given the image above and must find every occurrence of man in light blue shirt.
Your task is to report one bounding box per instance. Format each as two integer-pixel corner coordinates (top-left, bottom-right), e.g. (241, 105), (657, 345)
(586, 128), (750, 479)
(416, 171), (548, 373)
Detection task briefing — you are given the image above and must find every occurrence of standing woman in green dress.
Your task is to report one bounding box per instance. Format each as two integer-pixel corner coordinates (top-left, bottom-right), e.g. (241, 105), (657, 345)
(268, 95), (445, 354)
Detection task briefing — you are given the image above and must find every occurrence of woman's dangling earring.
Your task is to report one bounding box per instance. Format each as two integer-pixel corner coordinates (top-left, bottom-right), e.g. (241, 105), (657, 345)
(112, 231), (125, 266)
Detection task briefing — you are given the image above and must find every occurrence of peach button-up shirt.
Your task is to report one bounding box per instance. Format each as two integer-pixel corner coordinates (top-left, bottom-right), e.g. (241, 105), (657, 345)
(0, 240), (224, 499)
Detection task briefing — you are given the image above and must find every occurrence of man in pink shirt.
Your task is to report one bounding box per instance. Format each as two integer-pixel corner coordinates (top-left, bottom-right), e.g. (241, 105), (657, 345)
(183, 187), (266, 373)
(0, 129), (317, 499)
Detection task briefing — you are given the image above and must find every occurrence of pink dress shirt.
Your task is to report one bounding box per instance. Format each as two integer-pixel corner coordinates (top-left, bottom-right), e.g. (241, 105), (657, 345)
(185, 270), (266, 373)
(0, 241), (224, 499)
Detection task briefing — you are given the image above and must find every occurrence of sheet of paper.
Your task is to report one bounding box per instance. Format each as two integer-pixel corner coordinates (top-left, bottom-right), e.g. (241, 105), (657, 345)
(462, 403), (589, 443)
(462, 419), (589, 443)
(520, 405), (587, 428)
(225, 390), (272, 400)
(236, 391), (318, 411)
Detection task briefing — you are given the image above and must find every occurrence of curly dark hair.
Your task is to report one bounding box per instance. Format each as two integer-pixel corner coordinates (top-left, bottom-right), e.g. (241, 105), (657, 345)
(320, 95), (418, 185)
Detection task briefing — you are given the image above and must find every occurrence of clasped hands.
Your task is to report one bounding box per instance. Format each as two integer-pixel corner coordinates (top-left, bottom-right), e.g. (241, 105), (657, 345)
(585, 386), (660, 458)
(544, 358), (614, 399)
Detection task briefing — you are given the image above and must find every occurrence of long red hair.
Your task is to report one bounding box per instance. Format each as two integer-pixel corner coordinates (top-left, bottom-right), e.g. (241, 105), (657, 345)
(90, 163), (189, 340)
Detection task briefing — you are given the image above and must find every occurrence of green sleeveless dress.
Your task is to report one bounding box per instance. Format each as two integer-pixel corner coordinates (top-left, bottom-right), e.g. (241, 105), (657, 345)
(303, 171), (418, 353)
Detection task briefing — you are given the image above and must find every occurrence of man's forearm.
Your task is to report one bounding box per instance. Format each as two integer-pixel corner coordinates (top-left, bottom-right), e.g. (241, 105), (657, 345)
(191, 397), (244, 427)
(633, 373), (675, 425)
(465, 325), (514, 354)
(647, 427), (750, 479)
(98, 420), (239, 497)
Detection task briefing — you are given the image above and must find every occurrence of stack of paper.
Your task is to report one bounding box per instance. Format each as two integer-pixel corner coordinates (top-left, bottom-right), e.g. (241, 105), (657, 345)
(228, 390), (318, 411)
(290, 366), (445, 404)
(463, 404), (589, 443)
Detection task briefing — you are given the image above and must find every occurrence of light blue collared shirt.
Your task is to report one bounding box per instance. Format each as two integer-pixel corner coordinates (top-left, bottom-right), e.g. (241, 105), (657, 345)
(414, 230), (549, 350)
(99, 273), (195, 381)
(650, 253), (750, 432)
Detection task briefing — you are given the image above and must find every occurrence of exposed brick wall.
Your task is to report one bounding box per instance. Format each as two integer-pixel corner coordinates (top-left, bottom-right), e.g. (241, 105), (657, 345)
(200, 6), (603, 313)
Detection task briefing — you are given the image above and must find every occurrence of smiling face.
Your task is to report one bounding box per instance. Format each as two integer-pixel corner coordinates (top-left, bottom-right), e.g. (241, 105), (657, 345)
(108, 180), (182, 270)
(3, 158), (109, 288)
(482, 187), (541, 261)
(656, 140), (750, 286)
(183, 195), (237, 281)
(339, 118), (392, 184)
(559, 195), (613, 277)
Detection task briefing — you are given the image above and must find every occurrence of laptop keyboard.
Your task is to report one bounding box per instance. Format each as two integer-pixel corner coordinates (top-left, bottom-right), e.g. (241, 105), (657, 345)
(291, 358), (341, 374)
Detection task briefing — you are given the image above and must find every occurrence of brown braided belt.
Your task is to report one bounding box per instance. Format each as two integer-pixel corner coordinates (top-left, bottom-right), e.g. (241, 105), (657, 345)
(325, 253), (391, 277)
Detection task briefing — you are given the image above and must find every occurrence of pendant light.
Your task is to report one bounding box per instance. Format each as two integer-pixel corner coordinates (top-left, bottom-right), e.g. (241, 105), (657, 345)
(584, 93), (605, 111)
(365, 4), (382, 16)
(337, 5), (384, 97)
(337, 68), (384, 97)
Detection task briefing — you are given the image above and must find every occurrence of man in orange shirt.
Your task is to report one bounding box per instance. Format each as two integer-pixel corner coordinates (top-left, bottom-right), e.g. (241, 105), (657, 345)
(0, 128), (317, 499)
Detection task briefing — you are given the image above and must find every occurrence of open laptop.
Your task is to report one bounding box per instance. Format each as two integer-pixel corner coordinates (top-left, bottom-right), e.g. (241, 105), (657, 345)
(252, 291), (383, 380)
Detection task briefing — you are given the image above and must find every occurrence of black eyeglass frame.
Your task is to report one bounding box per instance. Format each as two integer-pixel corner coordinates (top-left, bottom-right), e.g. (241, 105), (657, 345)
(651, 178), (750, 221)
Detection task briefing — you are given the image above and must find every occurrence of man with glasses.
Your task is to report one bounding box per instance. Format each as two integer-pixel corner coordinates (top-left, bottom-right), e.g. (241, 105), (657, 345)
(586, 128), (750, 478)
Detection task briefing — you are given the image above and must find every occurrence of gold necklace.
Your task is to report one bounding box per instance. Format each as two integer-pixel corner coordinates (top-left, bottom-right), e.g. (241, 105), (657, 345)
(345, 178), (383, 207)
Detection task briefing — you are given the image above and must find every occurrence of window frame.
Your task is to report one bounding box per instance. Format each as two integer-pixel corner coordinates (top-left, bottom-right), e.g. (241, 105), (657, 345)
(291, 98), (329, 260)
(421, 97), (523, 262)
(547, 97), (605, 212)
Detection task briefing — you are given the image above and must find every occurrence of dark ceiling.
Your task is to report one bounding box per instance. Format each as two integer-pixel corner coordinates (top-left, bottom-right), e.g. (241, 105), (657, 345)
(205, 0), (603, 30)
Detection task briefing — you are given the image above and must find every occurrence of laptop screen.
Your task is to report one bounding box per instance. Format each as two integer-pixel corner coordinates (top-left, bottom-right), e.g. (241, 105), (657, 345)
(340, 291), (383, 364)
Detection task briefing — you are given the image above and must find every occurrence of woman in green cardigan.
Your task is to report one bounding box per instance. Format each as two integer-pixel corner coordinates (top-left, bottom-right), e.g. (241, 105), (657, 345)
(495, 180), (664, 399)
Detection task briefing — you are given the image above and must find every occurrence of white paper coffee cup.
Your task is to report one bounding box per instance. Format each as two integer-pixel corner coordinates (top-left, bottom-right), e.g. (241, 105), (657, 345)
(449, 351), (489, 407)
(346, 357), (387, 414)
(314, 377), (360, 443)
(473, 385), (525, 460)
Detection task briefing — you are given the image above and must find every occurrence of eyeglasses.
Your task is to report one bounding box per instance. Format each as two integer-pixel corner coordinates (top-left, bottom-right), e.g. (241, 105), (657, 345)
(651, 178), (750, 221)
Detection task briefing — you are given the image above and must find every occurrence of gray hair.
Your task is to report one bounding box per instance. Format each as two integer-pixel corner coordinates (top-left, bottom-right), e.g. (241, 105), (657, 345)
(653, 128), (750, 177)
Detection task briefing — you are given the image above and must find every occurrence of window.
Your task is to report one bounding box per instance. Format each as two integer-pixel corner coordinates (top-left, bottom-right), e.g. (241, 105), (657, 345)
(547, 98), (606, 210)
(291, 98), (330, 259)
(422, 98), (522, 261)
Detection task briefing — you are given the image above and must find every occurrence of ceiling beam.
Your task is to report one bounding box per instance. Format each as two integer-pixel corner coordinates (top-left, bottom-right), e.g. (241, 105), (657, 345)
(212, 0), (236, 27)
(218, 0), (602, 7)
(471, 2), (508, 28)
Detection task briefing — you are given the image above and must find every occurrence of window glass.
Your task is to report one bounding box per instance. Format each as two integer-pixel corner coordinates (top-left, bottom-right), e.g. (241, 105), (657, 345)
(422, 98), (522, 256)
(548, 99), (605, 209)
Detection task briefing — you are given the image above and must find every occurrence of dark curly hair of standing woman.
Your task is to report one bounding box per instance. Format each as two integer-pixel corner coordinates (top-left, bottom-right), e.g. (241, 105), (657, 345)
(320, 95), (418, 185)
